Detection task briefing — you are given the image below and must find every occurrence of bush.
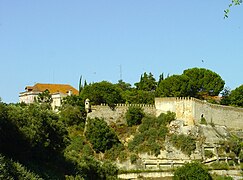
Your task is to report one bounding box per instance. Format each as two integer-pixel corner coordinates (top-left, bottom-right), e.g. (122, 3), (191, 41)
(210, 162), (229, 170)
(130, 154), (138, 164)
(170, 134), (196, 156)
(173, 162), (212, 180)
(204, 150), (214, 159)
(125, 106), (145, 127)
(0, 154), (42, 180)
(200, 117), (207, 125)
(212, 174), (233, 180)
(128, 112), (174, 156)
(85, 118), (120, 153)
(128, 133), (145, 152)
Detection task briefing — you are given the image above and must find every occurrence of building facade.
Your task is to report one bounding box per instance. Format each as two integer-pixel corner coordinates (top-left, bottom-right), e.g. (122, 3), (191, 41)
(19, 83), (79, 110)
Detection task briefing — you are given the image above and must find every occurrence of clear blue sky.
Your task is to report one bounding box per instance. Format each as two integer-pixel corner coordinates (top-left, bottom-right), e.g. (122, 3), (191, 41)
(0, 1), (243, 103)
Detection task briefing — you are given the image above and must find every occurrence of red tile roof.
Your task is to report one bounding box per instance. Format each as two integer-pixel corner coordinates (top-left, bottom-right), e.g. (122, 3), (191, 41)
(25, 83), (79, 95)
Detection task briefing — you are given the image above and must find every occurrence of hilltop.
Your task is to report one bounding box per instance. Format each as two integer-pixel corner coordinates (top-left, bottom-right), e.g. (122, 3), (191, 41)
(1, 67), (243, 179)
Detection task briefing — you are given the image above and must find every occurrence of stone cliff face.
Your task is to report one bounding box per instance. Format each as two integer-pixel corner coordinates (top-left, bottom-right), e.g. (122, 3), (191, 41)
(116, 120), (232, 171)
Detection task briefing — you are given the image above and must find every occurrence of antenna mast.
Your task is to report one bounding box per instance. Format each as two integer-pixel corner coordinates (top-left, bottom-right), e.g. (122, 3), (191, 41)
(119, 64), (123, 80)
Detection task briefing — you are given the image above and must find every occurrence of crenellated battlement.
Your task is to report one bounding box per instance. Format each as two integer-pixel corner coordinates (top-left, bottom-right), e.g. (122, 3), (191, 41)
(97, 103), (156, 108)
(88, 97), (243, 129)
(155, 97), (243, 129)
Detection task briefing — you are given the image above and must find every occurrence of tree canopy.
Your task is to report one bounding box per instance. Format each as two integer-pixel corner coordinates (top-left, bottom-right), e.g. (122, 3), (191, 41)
(156, 74), (190, 97)
(173, 162), (212, 180)
(156, 68), (225, 99)
(227, 85), (243, 107)
(80, 81), (124, 107)
(85, 117), (120, 153)
(183, 68), (225, 98)
(135, 72), (157, 91)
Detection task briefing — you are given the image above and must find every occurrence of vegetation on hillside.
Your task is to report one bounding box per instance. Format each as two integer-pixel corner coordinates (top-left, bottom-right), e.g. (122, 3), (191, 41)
(173, 162), (212, 180)
(1, 67), (243, 179)
(0, 100), (118, 179)
(128, 111), (176, 157)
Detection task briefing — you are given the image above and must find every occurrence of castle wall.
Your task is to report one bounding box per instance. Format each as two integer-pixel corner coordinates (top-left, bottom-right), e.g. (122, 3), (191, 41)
(193, 98), (243, 129)
(155, 97), (243, 129)
(87, 98), (243, 129)
(155, 97), (195, 125)
(87, 104), (156, 125)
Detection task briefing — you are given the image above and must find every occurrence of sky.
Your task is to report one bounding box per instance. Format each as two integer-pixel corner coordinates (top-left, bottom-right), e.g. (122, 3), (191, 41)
(0, 1), (243, 103)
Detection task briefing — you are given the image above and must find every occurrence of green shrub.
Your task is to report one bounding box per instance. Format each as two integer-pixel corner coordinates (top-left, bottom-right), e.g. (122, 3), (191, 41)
(138, 115), (154, 132)
(210, 162), (229, 170)
(128, 112), (174, 156)
(200, 117), (207, 125)
(130, 154), (138, 164)
(128, 133), (145, 152)
(212, 174), (233, 180)
(158, 126), (168, 140)
(170, 134), (196, 156)
(125, 106), (145, 127)
(85, 118), (120, 153)
(104, 144), (125, 161)
(204, 150), (214, 159)
(173, 162), (212, 180)
(0, 154), (42, 180)
(157, 111), (176, 126)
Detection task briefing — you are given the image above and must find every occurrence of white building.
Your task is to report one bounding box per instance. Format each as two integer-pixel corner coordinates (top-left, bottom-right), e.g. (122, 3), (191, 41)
(19, 83), (79, 110)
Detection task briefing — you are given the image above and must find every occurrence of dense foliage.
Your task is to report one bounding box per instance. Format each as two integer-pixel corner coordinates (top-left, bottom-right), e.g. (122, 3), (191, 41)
(1, 67), (243, 179)
(80, 81), (124, 107)
(170, 134), (196, 156)
(85, 117), (121, 153)
(156, 74), (190, 97)
(125, 106), (145, 127)
(0, 101), (118, 179)
(156, 68), (225, 99)
(183, 68), (225, 98)
(227, 85), (243, 107)
(134, 72), (157, 91)
(0, 154), (42, 180)
(76, 68), (229, 105)
(128, 111), (175, 156)
(173, 162), (212, 180)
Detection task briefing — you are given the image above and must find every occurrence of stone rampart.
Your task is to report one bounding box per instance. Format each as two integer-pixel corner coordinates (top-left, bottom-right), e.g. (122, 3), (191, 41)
(155, 97), (195, 125)
(155, 97), (243, 129)
(87, 103), (156, 125)
(192, 98), (243, 129)
(87, 98), (243, 129)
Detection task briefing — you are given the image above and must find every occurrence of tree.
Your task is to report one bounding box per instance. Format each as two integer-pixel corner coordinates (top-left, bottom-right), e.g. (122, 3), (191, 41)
(220, 87), (231, 105)
(59, 104), (86, 127)
(125, 106), (145, 127)
(62, 94), (84, 107)
(115, 80), (131, 91)
(36, 89), (53, 109)
(79, 75), (83, 95)
(156, 74), (190, 97)
(183, 68), (225, 98)
(134, 72), (157, 91)
(80, 81), (124, 107)
(158, 73), (164, 86)
(228, 85), (243, 107)
(85, 118), (120, 153)
(225, 0), (242, 18)
(122, 89), (155, 104)
(6, 104), (68, 160)
(173, 162), (212, 180)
